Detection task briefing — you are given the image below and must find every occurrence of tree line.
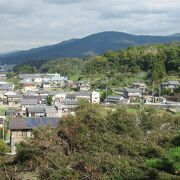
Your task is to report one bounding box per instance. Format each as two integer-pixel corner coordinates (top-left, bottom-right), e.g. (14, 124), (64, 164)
(14, 43), (180, 84)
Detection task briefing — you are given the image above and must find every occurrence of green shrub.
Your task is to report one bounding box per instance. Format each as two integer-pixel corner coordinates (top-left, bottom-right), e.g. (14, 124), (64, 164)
(0, 140), (9, 156)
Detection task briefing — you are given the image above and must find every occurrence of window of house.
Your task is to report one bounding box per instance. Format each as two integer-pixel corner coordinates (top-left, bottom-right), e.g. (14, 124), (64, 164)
(27, 131), (31, 138)
(22, 131), (27, 138)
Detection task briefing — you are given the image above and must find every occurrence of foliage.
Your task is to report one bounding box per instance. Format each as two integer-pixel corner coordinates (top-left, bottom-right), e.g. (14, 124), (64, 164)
(1, 101), (177, 179)
(15, 65), (37, 74)
(40, 58), (84, 76)
(0, 141), (9, 156)
(47, 96), (53, 106)
(14, 44), (180, 88)
(6, 72), (17, 79)
(146, 147), (180, 174)
(16, 141), (34, 163)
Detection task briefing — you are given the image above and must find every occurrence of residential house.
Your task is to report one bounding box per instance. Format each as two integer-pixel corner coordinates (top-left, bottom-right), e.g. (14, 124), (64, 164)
(76, 91), (91, 102)
(54, 91), (100, 116)
(132, 82), (148, 94)
(45, 106), (60, 117)
(5, 109), (18, 117)
(21, 98), (39, 110)
(53, 92), (68, 103)
(18, 74), (44, 80)
(46, 73), (68, 81)
(0, 81), (14, 91)
(56, 100), (78, 117)
(26, 106), (46, 117)
(91, 91), (100, 104)
(0, 73), (6, 81)
(33, 77), (43, 85)
(43, 81), (51, 90)
(5, 109), (26, 117)
(36, 90), (49, 97)
(23, 83), (37, 93)
(77, 81), (90, 91)
(9, 117), (59, 154)
(44, 73), (68, 89)
(105, 95), (128, 104)
(23, 93), (47, 105)
(123, 88), (142, 100)
(66, 94), (76, 101)
(19, 78), (33, 85)
(4, 93), (22, 107)
(161, 81), (180, 91)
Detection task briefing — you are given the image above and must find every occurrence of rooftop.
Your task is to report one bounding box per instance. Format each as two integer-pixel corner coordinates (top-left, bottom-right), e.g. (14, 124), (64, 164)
(124, 88), (142, 93)
(76, 91), (91, 97)
(26, 105), (47, 113)
(106, 95), (124, 100)
(21, 98), (38, 105)
(9, 117), (59, 130)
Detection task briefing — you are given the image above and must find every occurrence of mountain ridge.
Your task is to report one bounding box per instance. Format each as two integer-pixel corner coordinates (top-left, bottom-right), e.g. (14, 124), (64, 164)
(1, 31), (180, 64)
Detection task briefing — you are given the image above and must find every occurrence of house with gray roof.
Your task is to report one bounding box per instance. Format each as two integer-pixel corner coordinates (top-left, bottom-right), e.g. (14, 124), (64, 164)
(21, 98), (39, 110)
(76, 91), (91, 101)
(26, 105), (47, 117)
(105, 95), (128, 104)
(0, 81), (14, 91)
(161, 81), (180, 91)
(132, 82), (148, 94)
(66, 94), (76, 101)
(9, 117), (59, 154)
(5, 94), (22, 107)
(123, 88), (142, 100)
(45, 106), (60, 117)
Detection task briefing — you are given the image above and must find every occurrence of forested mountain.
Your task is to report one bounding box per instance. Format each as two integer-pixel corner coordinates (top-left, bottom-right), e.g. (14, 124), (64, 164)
(14, 43), (180, 86)
(1, 31), (180, 64)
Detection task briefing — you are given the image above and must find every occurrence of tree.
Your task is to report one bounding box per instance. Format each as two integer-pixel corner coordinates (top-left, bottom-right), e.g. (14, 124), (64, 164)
(150, 59), (166, 84)
(0, 141), (9, 156)
(15, 65), (37, 74)
(47, 96), (53, 106)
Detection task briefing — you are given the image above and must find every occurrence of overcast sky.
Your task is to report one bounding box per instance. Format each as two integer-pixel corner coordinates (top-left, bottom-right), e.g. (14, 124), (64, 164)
(0, 0), (180, 52)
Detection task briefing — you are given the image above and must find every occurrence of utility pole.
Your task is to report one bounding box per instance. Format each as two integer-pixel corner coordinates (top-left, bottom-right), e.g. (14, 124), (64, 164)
(3, 118), (4, 141)
(159, 84), (161, 98)
(105, 85), (108, 106)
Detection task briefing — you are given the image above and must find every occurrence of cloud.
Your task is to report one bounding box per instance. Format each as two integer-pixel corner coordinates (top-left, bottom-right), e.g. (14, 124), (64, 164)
(42, 0), (85, 5)
(0, 0), (180, 52)
(0, 0), (37, 15)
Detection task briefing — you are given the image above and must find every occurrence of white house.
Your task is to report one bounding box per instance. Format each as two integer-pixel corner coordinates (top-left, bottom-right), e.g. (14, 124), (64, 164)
(91, 91), (100, 104)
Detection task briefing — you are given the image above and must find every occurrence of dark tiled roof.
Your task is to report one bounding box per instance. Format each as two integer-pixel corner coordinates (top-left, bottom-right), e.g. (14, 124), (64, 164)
(6, 109), (18, 113)
(45, 107), (58, 114)
(106, 95), (122, 100)
(161, 81), (180, 85)
(168, 81), (180, 85)
(26, 106), (46, 113)
(76, 91), (91, 97)
(124, 88), (142, 93)
(6, 94), (22, 98)
(48, 91), (67, 96)
(66, 94), (76, 98)
(21, 99), (38, 105)
(9, 117), (59, 130)
(64, 100), (78, 106)
(36, 90), (48, 94)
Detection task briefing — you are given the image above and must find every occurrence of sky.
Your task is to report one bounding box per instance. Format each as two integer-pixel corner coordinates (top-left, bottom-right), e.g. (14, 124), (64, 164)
(0, 0), (180, 52)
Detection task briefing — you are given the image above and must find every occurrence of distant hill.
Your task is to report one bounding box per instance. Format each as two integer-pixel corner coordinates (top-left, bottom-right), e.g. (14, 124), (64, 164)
(1, 31), (180, 64)
(171, 33), (180, 36)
